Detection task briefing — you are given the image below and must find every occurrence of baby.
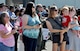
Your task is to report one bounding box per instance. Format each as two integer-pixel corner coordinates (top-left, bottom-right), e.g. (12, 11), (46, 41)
(71, 16), (80, 38)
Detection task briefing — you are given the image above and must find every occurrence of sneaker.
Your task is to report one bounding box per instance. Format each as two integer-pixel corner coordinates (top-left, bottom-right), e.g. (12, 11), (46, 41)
(42, 48), (47, 50)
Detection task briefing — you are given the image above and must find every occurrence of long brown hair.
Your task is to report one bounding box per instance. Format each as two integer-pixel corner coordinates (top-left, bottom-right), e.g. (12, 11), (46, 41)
(24, 2), (36, 17)
(0, 13), (6, 26)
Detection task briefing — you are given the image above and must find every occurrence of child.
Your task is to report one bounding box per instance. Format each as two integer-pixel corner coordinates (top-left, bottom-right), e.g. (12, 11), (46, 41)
(60, 30), (64, 44)
(60, 28), (68, 44)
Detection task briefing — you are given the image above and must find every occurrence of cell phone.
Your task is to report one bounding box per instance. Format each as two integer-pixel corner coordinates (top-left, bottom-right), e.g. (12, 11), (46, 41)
(39, 24), (41, 25)
(12, 27), (15, 30)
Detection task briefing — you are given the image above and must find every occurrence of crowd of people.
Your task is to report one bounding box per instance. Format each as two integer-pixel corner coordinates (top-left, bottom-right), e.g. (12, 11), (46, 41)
(0, 2), (80, 51)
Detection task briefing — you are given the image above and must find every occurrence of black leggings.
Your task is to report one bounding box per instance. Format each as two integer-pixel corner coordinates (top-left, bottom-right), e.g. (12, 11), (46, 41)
(14, 33), (19, 51)
(22, 35), (37, 51)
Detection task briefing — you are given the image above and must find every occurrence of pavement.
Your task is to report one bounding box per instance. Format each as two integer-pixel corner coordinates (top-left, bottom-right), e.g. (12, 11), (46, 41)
(17, 37), (52, 51)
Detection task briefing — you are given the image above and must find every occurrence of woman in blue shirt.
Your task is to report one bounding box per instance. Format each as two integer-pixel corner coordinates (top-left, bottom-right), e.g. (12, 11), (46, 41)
(22, 2), (41, 51)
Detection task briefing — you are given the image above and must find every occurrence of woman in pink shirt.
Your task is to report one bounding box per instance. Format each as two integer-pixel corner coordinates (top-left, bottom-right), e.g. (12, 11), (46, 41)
(0, 12), (17, 51)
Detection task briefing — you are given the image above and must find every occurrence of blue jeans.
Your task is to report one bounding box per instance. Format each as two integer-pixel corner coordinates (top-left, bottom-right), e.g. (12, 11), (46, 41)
(0, 43), (14, 51)
(23, 35), (37, 51)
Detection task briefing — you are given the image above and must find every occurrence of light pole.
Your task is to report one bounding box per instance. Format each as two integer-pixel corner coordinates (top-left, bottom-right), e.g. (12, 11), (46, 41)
(6, 0), (14, 6)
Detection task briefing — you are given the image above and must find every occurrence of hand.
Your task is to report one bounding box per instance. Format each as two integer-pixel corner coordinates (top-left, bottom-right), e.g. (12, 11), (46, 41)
(14, 26), (18, 30)
(60, 31), (65, 35)
(61, 29), (68, 35)
(18, 27), (22, 30)
(11, 29), (16, 34)
(33, 24), (41, 29)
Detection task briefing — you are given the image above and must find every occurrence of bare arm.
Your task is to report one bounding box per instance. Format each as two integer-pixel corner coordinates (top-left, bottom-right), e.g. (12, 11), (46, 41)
(46, 20), (63, 33)
(68, 22), (78, 29)
(22, 15), (34, 29)
(1, 29), (16, 38)
(22, 15), (42, 29)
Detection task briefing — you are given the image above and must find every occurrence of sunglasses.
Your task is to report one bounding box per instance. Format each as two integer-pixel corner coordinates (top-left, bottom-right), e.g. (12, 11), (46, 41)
(74, 18), (78, 19)
(51, 9), (58, 12)
(39, 6), (42, 8)
(50, 9), (58, 11)
(32, 6), (35, 8)
(54, 10), (58, 11)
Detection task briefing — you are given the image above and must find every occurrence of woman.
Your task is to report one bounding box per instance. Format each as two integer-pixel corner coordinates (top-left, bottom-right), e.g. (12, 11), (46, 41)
(68, 6), (80, 51)
(17, 9), (25, 35)
(70, 16), (80, 37)
(14, 9), (20, 51)
(15, 9), (24, 51)
(46, 6), (68, 51)
(22, 2), (41, 51)
(0, 12), (17, 51)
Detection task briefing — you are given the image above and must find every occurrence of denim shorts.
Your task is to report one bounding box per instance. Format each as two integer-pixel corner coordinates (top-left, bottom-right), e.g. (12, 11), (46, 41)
(52, 32), (69, 45)
(0, 42), (14, 51)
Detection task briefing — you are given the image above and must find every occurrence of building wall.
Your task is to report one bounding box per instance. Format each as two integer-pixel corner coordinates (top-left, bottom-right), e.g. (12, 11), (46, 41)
(35, 0), (80, 8)
(13, 0), (22, 4)
(0, 0), (5, 4)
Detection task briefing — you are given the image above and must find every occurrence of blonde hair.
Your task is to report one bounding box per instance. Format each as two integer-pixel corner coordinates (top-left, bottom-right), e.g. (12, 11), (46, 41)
(2, 11), (10, 17)
(49, 6), (58, 18)
(61, 6), (69, 12)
